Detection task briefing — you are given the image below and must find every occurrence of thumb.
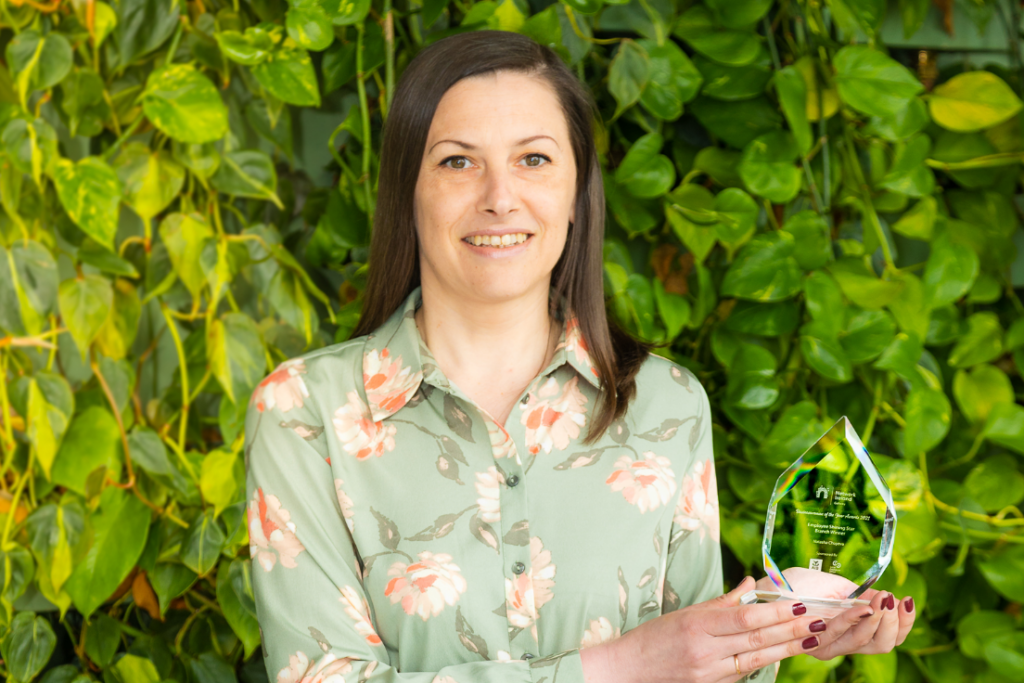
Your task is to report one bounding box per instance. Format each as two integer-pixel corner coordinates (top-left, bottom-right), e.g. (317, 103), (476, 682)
(711, 576), (756, 607)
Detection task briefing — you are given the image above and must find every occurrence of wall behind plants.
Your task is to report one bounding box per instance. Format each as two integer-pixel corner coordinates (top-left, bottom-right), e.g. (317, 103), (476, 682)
(0, 0), (1023, 681)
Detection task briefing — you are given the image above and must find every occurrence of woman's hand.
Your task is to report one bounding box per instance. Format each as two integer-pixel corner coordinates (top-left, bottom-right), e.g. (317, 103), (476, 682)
(754, 568), (916, 660)
(584, 576), (830, 683)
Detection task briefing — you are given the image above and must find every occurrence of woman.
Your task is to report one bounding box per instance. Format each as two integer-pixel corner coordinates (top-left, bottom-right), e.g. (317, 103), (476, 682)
(244, 30), (914, 683)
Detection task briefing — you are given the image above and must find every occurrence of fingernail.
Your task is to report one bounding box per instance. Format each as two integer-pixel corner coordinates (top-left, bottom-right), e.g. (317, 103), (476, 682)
(887, 594), (896, 611)
(905, 597), (914, 612)
(860, 609), (875, 619)
(881, 593), (892, 610)
(802, 636), (819, 650)
(792, 602), (807, 616)
(810, 620), (827, 633)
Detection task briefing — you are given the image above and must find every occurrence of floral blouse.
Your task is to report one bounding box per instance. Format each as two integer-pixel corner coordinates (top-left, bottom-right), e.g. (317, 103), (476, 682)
(244, 285), (774, 683)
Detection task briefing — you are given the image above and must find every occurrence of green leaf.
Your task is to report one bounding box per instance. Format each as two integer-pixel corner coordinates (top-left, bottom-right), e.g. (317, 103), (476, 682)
(58, 274), (113, 359)
(666, 186), (717, 263)
(608, 40), (649, 118)
(978, 546), (1024, 603)
(141, 64), (229, 144)
(690, 95), (782, 149)
(781, 211), (832, 270)
(929, 71), (1024, 133)
(332, 0), (373, 25)
(948, 312), (1004, 368)
(923, 227), (979, 308)
(827, 257), (904, 309)
(287, 1), (334, 51)
(51, 406), (122, 495)
(653, 278), (690, 340)
(758, 401), (823, 468)
(158, 212), (213, 297)
(210, 150), (283, 208)
(636, 39), (702, 120)
(113, 142), (186, 221)
(84, 612), (122, 668)
(114, 0), (180, 67)
(148, 562), (197, 615)
(216, 558), (259, 658)
(704, 0), (773, 29)
(723, 300), (799, 337)
(52, 157), (122, 250)
(65, 486), (150, 619)
(803, 271), (845, 338)
(893, 196), (937, 241)
(721, 231), (803, 301)
(253, 45), (320, 107)
(207, 313), (265, 404)
(215, 29), (271, 66)
(833, 45), (924, 118)
(6, 30), (73, 97)
(77, 240), (138, 278)
(739, 131), (802, 203)
(711, 188), (758, 248)
(965, 455), (1024, 513)
(854, 651), (896, 683)
(673, 6), (761, 66)
(840, 309), (897, 364)
(904, 387), (951, 455)
(0, 611), (56, 682)
(60, 67), (111, 138)
(775, 66), (813, 155)
(614, 132), (675, 198)
(982, 403), (1024, 456)
(693, 52), (772, 101)
(0, 543), (34, 604)
(172, 140), (221, 180)
(111, 653), (161, 683)
(725, 343), (778, 409)
(878, 133), (935, 198)
(800, 320), (853, 383)
(180, 509), (226, 577)
(200, 448), (242, 517)
(0, 240), (58, 336)
(2, 117), (59, 181)
(886, 270), (929, 342)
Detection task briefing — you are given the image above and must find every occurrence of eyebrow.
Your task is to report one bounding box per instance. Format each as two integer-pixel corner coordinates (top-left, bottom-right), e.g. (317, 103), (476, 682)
(428, 134), (560, 153)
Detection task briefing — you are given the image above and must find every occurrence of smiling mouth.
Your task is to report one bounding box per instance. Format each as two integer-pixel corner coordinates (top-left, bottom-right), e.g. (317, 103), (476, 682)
(462, 233), (532, 248)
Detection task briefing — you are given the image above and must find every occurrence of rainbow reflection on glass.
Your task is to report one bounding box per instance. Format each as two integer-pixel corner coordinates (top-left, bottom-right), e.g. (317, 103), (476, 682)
(757, 416), (896, 615)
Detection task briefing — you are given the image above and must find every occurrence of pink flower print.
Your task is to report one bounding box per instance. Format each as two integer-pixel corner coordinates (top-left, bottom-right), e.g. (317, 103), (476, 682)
(605, 452), (677, 513)
(339, 585), (382, 646)
(579, 617), (621, 649)
(334, 479), (355, 534)
(252, 359), (309, 413)
(276, 651), (354, 683)
(332, 391), (397, 460)
(384, 551), (468, 620)
(432, 677), (459, 683)
(363, 348), (423, 421)
(487, 420), (522, 466)
(559, 316), (599, 379)
(475, 466), (503, 524)
(520, 376), (588, 455)
(674, 457), (720, 543)
(504, 536), (556, 642)
(248, 487), (305, 572)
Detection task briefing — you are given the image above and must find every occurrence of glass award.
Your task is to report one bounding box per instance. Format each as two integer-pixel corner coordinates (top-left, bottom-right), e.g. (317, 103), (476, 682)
(740, 416), (896, 617)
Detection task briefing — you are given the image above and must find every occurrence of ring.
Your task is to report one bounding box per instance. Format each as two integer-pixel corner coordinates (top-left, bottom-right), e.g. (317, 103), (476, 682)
(734, 654), (743, 676)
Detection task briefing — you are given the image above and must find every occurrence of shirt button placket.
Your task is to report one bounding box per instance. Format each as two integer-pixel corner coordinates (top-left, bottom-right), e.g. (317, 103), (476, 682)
(496, 426), (535, 660)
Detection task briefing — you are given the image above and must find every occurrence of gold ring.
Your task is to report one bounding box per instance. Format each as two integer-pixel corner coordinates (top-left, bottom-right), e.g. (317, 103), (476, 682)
(734, 654), (743, 676)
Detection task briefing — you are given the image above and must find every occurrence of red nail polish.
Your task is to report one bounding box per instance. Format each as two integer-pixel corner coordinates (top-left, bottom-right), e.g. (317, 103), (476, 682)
(802, 636), (819, 649)
(887, 594), (896, 610)
(810, 620), (827, 633)
(792, 603), (807, 616)
(906, 597), (914, 612)
(859, 610), (874, 619)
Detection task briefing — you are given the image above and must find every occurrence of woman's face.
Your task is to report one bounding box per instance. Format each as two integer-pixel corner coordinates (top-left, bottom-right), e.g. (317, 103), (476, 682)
(413, 70), (577, 306)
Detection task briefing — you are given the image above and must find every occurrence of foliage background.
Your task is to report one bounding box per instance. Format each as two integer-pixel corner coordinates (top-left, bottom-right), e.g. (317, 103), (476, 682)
(0, 0), (1023, 681)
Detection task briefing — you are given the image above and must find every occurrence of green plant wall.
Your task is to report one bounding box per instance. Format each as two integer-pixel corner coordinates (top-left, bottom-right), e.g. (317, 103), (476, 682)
(0, 0), (1023, 681)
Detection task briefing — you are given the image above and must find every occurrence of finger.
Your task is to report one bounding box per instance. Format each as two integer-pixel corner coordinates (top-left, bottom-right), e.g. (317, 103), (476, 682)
(812, 602), (875, 652)
(718, 615), (827, 654)
(871, 592), (900, 652)
(704, 598), (810, 636)
(709, 575), (757, 608)
(730, 632), (824, 678)
(835, 590), (889, 653)
(895, 596), (916, 647)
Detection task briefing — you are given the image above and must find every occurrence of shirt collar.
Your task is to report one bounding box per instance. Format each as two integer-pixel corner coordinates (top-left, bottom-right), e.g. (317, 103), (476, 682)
(360, 286), (600, 422)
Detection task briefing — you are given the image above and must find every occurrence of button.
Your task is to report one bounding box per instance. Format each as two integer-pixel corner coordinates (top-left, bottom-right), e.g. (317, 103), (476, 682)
(507, 475), (520, 487)
(512, 561), (526, 574)
(523, 653), (534, 660)
(520, 395), (529, 405)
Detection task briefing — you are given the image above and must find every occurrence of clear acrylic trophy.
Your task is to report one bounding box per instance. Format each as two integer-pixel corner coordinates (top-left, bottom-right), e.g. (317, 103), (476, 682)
(740, 416), (896, 617)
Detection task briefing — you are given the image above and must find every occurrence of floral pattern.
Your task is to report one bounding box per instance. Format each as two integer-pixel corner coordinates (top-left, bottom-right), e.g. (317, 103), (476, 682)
(674, 457), (721, 543)
(520, 375), (588, 455)
(248, 487), (305, 572)
(605, 452), (678, 513)
(332, 391), (397, 460)
(384, 551), (469, 620)
(244, 286), (768, 683)
(253, 359), (309, 413)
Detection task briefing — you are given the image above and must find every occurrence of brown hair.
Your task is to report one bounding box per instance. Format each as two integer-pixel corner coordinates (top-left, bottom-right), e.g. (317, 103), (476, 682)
(351, 29), (654, 445)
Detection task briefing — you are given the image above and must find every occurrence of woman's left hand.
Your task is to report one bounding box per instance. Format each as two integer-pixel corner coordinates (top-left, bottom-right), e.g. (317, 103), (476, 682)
(754, 568), (916, 660)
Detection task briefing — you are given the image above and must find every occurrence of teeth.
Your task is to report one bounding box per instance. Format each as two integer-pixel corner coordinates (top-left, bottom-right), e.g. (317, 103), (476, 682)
(465, 233), (530, 248)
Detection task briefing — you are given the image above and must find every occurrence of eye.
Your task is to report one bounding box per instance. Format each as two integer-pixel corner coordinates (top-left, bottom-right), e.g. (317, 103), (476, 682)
(522, 153), (551, 167)
(439, 155), (471, 170)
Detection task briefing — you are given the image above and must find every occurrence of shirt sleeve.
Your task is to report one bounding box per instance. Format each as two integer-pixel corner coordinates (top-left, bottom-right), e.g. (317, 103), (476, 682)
(659, 380), (777, 683)
(244, 367), (587, 683)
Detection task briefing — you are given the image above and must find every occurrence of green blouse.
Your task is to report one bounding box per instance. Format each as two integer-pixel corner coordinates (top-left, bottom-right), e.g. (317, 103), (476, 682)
(244, 286), (775, 683)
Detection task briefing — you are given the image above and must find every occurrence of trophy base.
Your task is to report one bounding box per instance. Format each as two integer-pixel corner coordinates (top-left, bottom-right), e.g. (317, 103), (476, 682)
(740, 590), (871, 618)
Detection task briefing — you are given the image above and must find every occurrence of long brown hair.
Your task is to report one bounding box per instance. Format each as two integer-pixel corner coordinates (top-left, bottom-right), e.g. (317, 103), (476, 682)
(351, 29), (653, 445)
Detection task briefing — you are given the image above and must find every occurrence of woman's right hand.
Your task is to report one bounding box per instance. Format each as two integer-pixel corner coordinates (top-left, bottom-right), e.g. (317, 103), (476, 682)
(582, 576), (831, 683)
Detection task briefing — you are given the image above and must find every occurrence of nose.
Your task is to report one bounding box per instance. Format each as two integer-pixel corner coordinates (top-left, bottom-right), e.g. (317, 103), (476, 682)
(478, 163), (519, 217)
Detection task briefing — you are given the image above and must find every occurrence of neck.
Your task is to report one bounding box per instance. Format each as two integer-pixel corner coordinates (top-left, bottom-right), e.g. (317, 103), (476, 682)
(414, 279), (560, 394)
